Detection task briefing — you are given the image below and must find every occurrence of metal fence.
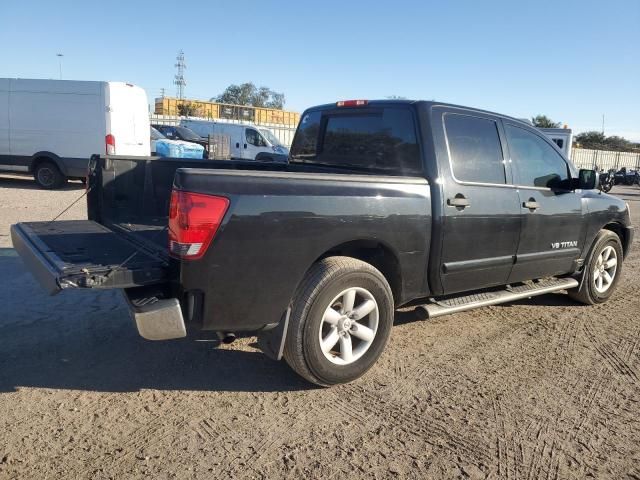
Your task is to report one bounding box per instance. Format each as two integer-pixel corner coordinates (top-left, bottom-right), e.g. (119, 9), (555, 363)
(150, 114), (298, 147)
(572, 148), (640, 171)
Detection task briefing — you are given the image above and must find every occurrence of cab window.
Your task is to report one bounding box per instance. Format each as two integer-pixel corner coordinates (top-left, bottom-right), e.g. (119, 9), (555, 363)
(246, 129), (266, 147)
(444, 114), (506, 184)
(506, 125), (571, 189)
(290, 107), (421, 175)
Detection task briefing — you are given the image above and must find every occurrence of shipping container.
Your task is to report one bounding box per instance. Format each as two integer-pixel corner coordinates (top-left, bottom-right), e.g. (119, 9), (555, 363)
(154, 97), (298, 126)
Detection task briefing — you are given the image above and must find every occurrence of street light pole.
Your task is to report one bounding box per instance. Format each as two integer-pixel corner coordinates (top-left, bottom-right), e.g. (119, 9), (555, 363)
(56, 53), (63, 79)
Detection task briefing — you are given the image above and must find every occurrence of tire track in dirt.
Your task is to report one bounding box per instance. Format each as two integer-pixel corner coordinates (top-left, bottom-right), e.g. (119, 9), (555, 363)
(570, 366), (612, 441)
(366, 385), (494, 465)
(554, 314), (582, 365)
(212, 400), (323, 478)
(583, 320), (638, 382)
(523, 423), (562, 480)
(622, 326), (640, 364)
(492, 397), (513, 480)
(325, 379), (496, 473)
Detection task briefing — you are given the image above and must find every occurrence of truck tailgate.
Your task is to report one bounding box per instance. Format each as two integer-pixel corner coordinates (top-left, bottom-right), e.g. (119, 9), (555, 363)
(11, 220), (169, 295)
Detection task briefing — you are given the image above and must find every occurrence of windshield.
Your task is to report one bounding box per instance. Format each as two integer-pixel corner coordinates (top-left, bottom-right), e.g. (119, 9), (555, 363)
(175, 126), (202, 141)
(260, 129), (282, 147)
(150, 127), (166, 140)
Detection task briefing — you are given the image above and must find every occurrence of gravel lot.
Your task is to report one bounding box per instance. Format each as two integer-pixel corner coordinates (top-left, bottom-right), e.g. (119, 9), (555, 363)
(1, 173), (639, 479)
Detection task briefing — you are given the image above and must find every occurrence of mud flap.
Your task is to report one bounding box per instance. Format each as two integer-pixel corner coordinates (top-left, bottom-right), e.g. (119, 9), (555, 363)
(257, 307), (291, 361)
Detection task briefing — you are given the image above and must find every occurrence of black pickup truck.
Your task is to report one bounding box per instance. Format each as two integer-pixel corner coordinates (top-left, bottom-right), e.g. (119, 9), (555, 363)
(11, 100), (634, 386)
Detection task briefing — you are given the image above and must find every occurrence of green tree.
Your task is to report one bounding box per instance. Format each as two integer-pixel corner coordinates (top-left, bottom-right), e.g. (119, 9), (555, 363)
(177, 102), (200, 117)
(212, 82), (285, 109)
(531, 115), (561, 128)
(575, 131), (607, 150)
(603, 135), (632, 151)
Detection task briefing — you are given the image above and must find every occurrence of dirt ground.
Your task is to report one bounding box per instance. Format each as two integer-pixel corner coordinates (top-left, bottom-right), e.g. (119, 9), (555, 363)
(0, 173), (639, 480)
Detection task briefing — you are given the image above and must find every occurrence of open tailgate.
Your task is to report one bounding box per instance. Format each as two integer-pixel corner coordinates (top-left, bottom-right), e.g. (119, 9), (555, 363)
(11, 220), (170, 295)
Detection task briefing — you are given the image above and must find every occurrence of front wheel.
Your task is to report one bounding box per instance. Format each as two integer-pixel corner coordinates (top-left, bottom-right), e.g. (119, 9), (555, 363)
(283, 257), (394, 386)
(569, 230), (623, 305)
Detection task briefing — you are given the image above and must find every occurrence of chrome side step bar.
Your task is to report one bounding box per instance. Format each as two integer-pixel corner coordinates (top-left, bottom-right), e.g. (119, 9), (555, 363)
(419, 277), (579, 319)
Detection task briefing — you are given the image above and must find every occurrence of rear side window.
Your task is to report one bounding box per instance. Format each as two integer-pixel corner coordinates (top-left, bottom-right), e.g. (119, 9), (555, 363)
(291, 110), (321, 158)
(290, 107), (421, 175)
(444, 114), (506, 184)
(505, 125), (570, 189)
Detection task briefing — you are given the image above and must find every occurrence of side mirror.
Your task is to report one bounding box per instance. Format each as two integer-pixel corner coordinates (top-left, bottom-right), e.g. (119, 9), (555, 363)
(577, 169), (598, 190)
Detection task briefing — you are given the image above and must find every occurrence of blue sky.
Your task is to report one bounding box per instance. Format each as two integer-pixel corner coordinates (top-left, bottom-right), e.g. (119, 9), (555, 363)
(2, 0), (639, 140)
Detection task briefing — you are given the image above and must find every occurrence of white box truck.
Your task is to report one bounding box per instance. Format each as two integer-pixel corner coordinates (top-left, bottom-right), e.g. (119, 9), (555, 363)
(540, 127), (573, 159)
(179, 119), (289, 162)
(0, 78), (150, 188)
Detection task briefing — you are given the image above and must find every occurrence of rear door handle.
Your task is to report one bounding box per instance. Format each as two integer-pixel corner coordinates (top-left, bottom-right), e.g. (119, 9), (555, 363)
(523, 199), (540, 211)
(447, 196), (470, 209)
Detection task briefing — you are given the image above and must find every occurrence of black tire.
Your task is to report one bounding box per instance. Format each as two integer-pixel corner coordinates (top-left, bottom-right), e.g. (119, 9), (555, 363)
(283, 256), (394, 386)
(33, 161), (67, 189)
(569, 230), (623, 305)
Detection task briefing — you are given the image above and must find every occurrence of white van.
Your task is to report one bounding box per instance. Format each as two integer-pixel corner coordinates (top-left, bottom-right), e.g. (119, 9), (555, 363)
(0, 78), (150, 188)
(179, 119), (288, 161)
(540, 127), (573, 159)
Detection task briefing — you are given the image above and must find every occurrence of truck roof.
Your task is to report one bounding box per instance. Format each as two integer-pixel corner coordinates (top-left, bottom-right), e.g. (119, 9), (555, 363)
(306, 99), (533, 129)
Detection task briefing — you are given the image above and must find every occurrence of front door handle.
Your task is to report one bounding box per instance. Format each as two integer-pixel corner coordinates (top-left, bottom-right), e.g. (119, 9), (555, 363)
(523, 198), (540, 211)
(447, 195), (470, 209)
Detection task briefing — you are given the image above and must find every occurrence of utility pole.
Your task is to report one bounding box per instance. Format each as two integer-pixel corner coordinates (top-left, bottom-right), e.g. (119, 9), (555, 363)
(602, 114), (605, 135)
(174, 50), (186, 100)
(56, 53), (63, 79)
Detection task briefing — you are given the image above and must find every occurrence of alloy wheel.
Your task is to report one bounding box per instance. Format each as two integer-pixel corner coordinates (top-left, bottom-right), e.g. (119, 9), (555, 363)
(318, 287), (379, 365)
(593, 245), (618, 294)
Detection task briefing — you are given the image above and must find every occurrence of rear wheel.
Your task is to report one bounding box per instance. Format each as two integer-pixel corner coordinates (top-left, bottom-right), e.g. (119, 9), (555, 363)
(33, 161), (67, 189)
(284, 257), (394, 386)
(569, 230), (623, 305)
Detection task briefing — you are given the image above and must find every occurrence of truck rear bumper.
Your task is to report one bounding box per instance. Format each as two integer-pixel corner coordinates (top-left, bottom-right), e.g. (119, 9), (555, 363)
(123, 292), (186, 341)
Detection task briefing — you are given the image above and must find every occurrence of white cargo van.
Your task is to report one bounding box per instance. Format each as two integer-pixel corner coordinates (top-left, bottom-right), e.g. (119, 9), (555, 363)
(179, 119), (288, 161)
(0, 79), (150, 188)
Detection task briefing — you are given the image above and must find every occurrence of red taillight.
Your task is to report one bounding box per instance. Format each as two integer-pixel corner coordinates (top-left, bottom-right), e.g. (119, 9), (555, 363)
(105, 134), (116, 155)
(336, 99), (368, 107)
(168, 190), (229, 260)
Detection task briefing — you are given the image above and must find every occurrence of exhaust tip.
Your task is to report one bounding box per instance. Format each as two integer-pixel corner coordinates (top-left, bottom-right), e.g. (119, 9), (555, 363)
(216, 332), (236, 344)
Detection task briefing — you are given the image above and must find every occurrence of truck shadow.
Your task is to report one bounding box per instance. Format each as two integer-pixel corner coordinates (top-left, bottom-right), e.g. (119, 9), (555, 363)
(0, 250), (310, 393)
(0, 249), (582, 394)
(0, 174), (85, 191)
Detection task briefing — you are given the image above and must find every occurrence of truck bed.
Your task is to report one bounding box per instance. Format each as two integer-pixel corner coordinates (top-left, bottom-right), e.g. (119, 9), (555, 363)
(14, 155), (432, 333)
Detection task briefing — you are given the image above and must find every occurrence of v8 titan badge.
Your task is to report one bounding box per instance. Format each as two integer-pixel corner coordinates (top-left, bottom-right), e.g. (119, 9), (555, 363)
(551, 241), (578, 249)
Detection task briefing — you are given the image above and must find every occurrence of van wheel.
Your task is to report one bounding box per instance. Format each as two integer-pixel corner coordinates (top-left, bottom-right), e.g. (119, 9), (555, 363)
(34, 162), (67, 189)
(283, 257), (394, 386)
(569, 230), (623, 305)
